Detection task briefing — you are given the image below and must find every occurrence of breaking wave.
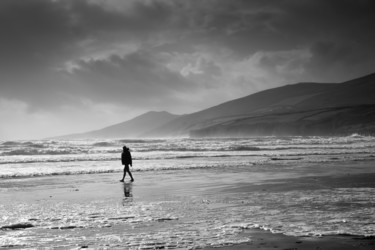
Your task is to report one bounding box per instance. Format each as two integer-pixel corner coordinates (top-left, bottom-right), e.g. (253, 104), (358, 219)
(1, 141), (45, 148)
(92, 142), (115, 147)
(2, 149), (88, 156)
(117, 139), (167, 143)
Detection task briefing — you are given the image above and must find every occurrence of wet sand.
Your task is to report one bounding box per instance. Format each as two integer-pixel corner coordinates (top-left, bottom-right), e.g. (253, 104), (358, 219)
(205, 229), (375, 250)
(1, 161), (375, 249)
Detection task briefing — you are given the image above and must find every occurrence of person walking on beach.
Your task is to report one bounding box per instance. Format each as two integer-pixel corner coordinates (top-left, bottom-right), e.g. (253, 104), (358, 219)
(120, 146), (134, 182)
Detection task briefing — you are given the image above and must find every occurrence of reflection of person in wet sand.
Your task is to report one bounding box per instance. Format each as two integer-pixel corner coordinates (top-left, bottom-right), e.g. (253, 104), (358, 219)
(122, 182), (133, 206)
(123, 182), (133, 198)
(120, 146), (134, 182)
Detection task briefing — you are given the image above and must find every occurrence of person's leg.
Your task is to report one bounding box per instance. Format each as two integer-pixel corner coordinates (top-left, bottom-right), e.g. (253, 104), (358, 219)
(120, 165), (126, 182)
(127, 169), (134, 182)
(125, 164), (134, 181)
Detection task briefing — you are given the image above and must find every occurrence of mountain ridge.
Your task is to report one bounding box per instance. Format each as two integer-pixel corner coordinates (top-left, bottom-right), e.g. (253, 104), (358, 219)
(142, 81), (338, 137)
(145, 72), (375, 137)
(55, 72), (375, 139)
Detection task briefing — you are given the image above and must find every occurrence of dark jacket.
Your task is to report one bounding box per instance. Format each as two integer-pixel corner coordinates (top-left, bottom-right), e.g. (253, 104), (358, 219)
(121, 150), (132, 165)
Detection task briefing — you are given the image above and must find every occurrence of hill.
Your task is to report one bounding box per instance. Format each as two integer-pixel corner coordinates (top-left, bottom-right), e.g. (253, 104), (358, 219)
(55, 72), (375, 139)
(144, 72), (375, 137)
(55, 111), (180, 139)
(190, 105), (375, 137)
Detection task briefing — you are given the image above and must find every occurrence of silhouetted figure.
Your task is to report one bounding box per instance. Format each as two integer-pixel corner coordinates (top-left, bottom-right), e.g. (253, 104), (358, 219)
(120, 146), (134, 182)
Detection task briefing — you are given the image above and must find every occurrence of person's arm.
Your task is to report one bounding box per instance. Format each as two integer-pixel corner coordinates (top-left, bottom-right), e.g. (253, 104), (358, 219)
(129, 152), (133, 166)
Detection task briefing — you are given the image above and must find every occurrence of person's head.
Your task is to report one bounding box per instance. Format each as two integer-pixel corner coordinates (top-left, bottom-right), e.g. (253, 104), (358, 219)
(123, 146), (129, 151)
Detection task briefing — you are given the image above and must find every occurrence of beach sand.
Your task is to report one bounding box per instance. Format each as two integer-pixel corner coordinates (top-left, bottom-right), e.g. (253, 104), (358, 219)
(205, 228), (375, 250)
(1, 161), (375, 249)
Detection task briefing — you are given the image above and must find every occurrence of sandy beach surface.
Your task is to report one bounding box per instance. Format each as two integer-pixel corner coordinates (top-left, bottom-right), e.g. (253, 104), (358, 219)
(1, 160), (375, 249)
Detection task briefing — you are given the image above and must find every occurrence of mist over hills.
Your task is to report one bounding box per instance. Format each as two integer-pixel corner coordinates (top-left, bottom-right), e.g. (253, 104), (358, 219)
(55, 111), (180, 139)
(57, 72), (375, 139)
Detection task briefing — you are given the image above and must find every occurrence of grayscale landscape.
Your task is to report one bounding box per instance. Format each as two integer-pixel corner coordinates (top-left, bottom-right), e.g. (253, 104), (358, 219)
(1, 1), (375, 249)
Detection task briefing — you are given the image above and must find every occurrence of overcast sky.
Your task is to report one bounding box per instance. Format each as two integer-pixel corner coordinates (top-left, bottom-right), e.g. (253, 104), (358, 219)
(1, 0), (375, 140)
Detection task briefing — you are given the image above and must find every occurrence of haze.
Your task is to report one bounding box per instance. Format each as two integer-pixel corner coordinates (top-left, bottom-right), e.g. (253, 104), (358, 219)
(1, 0), (375, 140)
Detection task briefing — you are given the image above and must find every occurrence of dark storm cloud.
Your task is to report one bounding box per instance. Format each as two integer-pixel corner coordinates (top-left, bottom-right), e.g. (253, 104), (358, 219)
(182, 0), (375, 57)
(0, 0), (174, 63)
(1, 0), (375, 111)
(190, 0), (375, 81)
(305, 40), (375, 82)
(0, 0), (176, 109)
(65, 51), (193, 108)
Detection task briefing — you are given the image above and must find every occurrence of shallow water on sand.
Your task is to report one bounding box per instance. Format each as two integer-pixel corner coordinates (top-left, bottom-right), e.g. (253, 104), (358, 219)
(1, 162), (375, 249)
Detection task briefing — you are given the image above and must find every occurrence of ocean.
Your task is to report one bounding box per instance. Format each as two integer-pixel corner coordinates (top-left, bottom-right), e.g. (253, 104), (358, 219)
(1, 135), (375, 178)
(1, 135), (375, 248)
